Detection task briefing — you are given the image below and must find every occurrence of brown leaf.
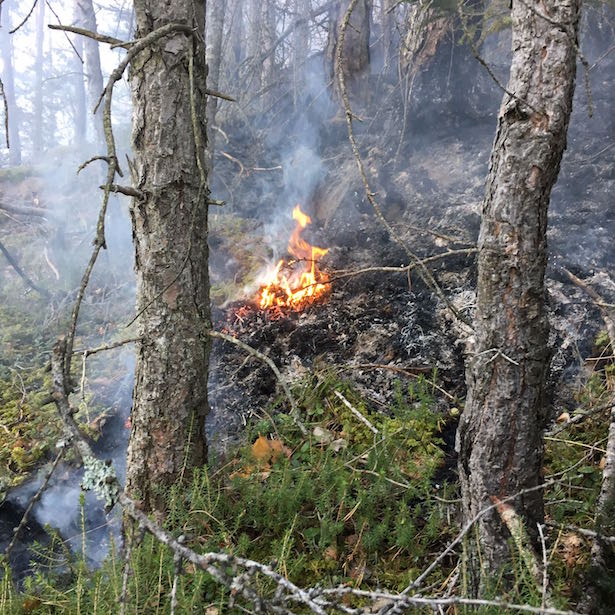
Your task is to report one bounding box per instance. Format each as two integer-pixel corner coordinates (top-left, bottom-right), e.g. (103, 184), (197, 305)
(252, 435), (273, 463)
(269, 439), (292, 461)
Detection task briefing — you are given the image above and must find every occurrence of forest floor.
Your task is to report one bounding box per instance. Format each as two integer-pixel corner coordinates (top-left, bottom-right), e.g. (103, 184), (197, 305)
(1, 52), (615, 610)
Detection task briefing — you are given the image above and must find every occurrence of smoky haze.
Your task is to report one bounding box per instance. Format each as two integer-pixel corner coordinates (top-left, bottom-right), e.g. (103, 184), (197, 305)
(0, 0), (614, 581)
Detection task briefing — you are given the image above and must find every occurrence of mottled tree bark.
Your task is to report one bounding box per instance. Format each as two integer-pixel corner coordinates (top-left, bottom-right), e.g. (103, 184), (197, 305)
(74, 0), (105, 147)
(126, 0), (211, 516)
(456, 0), (581, 594)
(325, 0), (371, 102)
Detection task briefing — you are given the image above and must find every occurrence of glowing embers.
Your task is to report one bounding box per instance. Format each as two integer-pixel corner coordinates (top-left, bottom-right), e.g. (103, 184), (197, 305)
(257, 205), (329, 311)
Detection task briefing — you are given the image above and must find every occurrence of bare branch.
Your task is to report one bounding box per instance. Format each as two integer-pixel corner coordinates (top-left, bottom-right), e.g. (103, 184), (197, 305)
(0, 237), (51, 298)
(9, 0), (38, 34)
(48, 23), (128, 49)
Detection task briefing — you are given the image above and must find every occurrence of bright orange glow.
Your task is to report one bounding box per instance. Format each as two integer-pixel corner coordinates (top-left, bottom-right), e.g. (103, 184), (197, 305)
(258, 205), (329, 310)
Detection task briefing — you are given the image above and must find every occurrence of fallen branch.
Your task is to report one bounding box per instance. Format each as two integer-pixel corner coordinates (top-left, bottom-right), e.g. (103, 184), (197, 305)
(4, 444), (65, 559)
(0, 201), (59, 220)
(0, 237), (51, 298)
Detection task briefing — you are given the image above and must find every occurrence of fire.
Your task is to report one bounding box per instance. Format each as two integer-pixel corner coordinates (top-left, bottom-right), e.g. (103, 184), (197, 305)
(258, 205), (329, 310)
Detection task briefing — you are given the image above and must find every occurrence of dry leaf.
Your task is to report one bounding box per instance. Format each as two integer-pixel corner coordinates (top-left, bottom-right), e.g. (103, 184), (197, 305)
(324, 545), (338, 561)
(269, 438), (292, 460)
(561, 532), (585, 567)
(556, 412), (570, 423)
(252, 435), (273, 463)
(205, 608), (219, 615)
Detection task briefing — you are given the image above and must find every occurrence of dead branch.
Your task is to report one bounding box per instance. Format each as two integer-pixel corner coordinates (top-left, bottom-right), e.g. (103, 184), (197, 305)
(209, 330), (307, 436)
(44, 1), (84, 61)
(327, 248), (477, 285)
(544, 521), (615, 545)
(48, 23), (128, 49)
(77, 155), (113, 174)
(0, 201), (59, 220)
(220, 150), (245, 175)
(205, 87), (236, 102)
(71, 337), (140, 357)
(564, 268), (615, 347)
(4, 444), (65, 559)
(9, 0), (37, 34)
(101, 183), (145, 199)
(0, 237), (51, 298)
(336, 0), (471, 327)
(43, 247), (60, 280)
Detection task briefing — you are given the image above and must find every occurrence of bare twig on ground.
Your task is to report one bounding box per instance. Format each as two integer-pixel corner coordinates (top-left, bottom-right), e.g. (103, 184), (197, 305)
(209, 330), (306, 436)
(334, 390), (378, 434)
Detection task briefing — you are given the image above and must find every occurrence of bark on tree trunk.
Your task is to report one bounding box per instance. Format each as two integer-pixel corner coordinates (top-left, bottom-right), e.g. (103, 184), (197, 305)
(75, 0), (105, 147)
(325, 0), (371, 103)
(456, 0), (581, 594)
(125, 0), (211, 516)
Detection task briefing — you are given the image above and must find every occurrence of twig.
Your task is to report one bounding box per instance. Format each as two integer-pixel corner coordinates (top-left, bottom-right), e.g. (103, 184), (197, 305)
(209, 330), (306, 436)
(44, 1), (83, 60)
(101, 183), (144, 199)
(543, 521), (615, 545)
(78, 155), (112, 174)
(342, 363), (457, 401)
(205, 87), (236, 102)
(537, 523), (549, 610)
(4, 445), (66, 558)
(71, 337), (140, 356)
(334, 390), (378, 434)
(0, 237), (51, 298)
(9, 0), (37, 34)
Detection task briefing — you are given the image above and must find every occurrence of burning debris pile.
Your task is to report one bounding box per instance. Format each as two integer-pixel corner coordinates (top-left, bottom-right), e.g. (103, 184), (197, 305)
(257, 205), (330, 311)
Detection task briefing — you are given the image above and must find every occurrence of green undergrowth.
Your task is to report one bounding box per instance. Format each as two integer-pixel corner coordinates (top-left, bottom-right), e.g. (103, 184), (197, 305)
(1, 374), (460, 614)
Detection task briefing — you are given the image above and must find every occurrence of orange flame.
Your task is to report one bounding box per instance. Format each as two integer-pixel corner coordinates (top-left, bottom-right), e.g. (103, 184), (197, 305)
(258, 205), (329, 310)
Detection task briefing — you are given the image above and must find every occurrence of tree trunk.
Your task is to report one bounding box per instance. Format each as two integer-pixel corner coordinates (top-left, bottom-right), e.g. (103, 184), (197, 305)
(292, 0), (310, 107)
(125, 0), (211, 516)
(71, 30), (87, 145)
(246, 0), (263, 99)
(74, 0), (105, 147)
(206, 0), (225, 172)
(325, 0), (371, 103)
(456, 0), (581, 594)
(33, 0), (45, 157)
(0, 3), (22, 165)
